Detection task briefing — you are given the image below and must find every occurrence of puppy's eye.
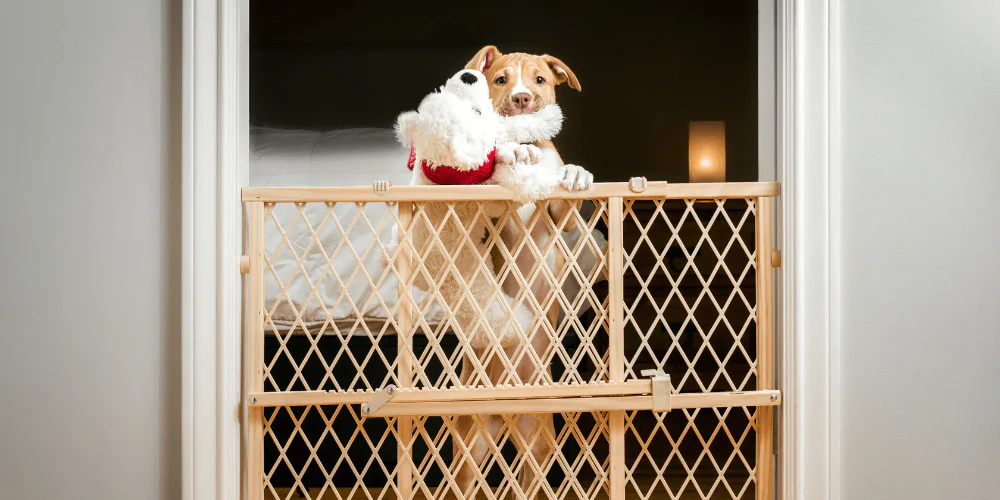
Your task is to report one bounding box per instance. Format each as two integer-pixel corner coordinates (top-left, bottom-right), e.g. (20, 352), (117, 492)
(495, 76), (507, 85)
(472, 107), (481, 115)
(535, 76), (546, 84)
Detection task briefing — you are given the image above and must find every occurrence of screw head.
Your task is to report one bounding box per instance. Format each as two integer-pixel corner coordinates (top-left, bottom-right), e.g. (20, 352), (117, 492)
(250, 396), (257, 404)
(770, 394), (778, 402)
(386, 386), (397, 395)
(362, 405), (372, 414)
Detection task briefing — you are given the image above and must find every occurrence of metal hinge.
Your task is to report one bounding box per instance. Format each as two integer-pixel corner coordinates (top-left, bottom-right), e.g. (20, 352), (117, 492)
(641, 368), (672, 413)
(361, 384), (398, 417)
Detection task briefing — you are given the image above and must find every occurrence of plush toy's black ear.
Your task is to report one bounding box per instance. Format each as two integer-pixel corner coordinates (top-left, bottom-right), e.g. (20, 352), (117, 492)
(466, 46), (501, 74)
(459, 71), (479, 85)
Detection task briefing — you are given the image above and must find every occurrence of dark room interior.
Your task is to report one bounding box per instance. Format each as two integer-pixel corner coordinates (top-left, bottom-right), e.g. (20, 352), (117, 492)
(250, 0), (759, 183)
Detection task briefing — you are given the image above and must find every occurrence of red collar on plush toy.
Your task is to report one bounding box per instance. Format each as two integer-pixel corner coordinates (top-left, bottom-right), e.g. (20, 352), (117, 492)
(407, 144), (497, 185)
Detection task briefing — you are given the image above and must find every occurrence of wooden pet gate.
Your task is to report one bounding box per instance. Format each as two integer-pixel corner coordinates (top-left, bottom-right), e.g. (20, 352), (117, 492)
(241, 181), (781, 500)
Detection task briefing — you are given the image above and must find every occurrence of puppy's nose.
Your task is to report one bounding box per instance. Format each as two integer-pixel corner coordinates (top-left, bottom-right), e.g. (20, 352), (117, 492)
(511, 93), (533, 108)
(460, 72), (478, 85)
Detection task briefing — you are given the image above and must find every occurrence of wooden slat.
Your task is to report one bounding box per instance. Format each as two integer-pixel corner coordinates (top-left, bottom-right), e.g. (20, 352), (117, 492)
(245, 202), (265, 500)
(396, 202), (414, 500)
(368, 391), (782, 418)
(242, 181), (780, 203)
(249, 380), (653, 407)
(756, 197), (775, 500)
(607, 198), (625, 383)
(607, 196), (626, 500)
(249, 390), (375, 407)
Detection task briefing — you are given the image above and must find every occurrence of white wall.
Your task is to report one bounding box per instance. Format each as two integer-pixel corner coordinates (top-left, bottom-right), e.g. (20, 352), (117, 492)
(0, 1), (181, 499)
(3, 0), (1000, 498)
(839, 1), (1000, 498)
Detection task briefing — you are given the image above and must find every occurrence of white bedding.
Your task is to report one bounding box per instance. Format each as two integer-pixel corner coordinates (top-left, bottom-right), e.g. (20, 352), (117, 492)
(252, 127), (607, 334)
(251, 127), (413, 188)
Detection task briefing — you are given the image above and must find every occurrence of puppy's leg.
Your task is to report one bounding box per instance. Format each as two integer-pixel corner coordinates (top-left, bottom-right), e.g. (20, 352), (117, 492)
(452, 414), (477, 497)
(514, 327), (556, 495)
(453, 414), (503, 497)
(457, 216), (535, 351)
(501, 213), (561, 495)
(453, 351), (506, 497)
(515, 413), (555, 496)
(530, 143), (594, 232)
(456, 204), (537, 349)
(412, 203), (521, 351)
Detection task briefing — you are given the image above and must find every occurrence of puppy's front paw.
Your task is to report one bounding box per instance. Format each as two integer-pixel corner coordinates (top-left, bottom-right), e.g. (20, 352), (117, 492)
(496, 143), (543, 167)
(518, 144), (543, 165)
(496, 142), (518, 166)
(559, 164), (594, 191)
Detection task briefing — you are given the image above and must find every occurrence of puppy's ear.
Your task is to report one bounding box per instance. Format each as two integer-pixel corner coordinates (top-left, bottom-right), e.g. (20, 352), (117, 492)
(466, 46), (501, 74)
(541, 55), (582, 92)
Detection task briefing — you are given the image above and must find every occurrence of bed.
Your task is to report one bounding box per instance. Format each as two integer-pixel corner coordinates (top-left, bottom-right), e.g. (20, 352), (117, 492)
(251, 126), (608, 334)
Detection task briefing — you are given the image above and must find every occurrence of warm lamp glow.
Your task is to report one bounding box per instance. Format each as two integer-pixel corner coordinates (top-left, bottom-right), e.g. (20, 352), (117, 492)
(689, 121), (726, 183)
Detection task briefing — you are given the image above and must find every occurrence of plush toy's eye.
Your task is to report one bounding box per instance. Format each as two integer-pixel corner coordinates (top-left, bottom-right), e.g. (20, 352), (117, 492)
(535, 76), (546, 84)
(495, 76), (507, 85)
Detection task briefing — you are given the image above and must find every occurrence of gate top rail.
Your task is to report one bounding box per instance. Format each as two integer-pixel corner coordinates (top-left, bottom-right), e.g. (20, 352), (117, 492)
(241, 181), (779, 203)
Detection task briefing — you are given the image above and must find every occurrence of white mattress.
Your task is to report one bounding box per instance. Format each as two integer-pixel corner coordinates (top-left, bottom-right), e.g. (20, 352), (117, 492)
(251, 127), (412, 188)
(252, 127), (607, 334)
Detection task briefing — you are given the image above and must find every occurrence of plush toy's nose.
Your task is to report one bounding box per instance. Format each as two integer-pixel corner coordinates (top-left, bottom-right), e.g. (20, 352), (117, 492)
(460, 72), (478, 85)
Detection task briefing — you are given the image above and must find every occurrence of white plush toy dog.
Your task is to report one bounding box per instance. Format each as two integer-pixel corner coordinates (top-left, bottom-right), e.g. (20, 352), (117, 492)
(396, 69), (565, 203)
(394, 69), (565, 349)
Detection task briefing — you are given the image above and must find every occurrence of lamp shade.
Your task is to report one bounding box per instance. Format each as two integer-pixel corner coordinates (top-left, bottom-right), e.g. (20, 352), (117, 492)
(688, 121), (726, 183)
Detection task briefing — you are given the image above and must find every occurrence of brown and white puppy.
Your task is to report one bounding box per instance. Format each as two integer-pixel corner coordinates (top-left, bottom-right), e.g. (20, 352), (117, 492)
(452, 45), (594, 496)
(468, 45), (593, 193)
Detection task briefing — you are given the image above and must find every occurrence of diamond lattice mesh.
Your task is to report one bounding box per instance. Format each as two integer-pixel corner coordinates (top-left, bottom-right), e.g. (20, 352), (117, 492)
(264, 406), (609, 500)
(262, 200), (610, 393)
(620, 198), (760, 499)
(250, 194), (767, 499)
(624, 407), (758, 500)
(621, 199), (758, 390)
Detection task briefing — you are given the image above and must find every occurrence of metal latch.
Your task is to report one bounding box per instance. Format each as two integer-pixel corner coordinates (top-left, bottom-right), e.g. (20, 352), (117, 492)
(629, 177), (648, 193)
(640, 369), (672, 413)
(372, 180), (392, 195)
(361, 384), (397, 417)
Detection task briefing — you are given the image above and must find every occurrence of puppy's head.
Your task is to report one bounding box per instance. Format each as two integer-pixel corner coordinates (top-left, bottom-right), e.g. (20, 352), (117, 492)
(465, 45), (581, 116)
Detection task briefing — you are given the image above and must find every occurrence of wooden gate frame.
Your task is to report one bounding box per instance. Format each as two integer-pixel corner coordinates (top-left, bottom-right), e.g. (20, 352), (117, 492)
(241, 181), (780, 499)
(181, 2), (841, 498)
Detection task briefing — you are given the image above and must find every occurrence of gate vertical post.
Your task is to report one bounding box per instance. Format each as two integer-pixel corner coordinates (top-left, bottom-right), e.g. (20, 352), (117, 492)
(756, 196), (775, 499)
(396, 202), (415, 500)
(607, 196), (626, 500)
(246, 201), (265, 500)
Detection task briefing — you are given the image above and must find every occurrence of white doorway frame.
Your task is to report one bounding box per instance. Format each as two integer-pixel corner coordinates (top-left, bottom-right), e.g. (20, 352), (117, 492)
(774, 0), (842, 499)
(179, 1), (841, 498)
